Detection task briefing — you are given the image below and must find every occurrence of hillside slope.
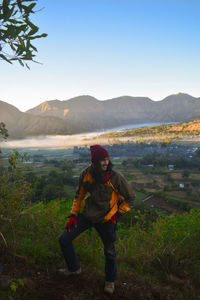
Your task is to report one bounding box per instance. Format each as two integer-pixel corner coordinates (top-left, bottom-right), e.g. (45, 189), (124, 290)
(0, 100), (82, 138)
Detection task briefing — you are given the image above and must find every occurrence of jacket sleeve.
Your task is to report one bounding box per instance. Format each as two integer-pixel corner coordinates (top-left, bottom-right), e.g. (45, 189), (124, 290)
(70, 170), (87, 215)
(116, 172), (135, 214)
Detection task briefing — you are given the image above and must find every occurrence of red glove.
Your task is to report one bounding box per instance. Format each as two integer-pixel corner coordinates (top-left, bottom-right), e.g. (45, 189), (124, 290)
(110, 215), (117, 223)
(110, 211), (122, 223)
(65, 215), (77, 232)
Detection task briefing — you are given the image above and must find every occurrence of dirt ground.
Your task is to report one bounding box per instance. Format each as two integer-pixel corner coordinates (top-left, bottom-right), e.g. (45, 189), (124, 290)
(1, 254), (188, 300)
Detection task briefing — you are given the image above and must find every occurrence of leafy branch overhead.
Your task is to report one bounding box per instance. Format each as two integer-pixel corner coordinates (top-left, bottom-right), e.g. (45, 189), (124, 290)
(0, 0), (47, 67)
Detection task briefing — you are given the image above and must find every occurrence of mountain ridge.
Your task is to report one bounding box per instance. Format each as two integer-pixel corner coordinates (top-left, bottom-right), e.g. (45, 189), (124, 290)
(1, 93), (200, 139)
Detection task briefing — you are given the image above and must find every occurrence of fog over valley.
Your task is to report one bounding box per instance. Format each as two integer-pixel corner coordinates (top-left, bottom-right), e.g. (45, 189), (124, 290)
(0, 122), (165, 149)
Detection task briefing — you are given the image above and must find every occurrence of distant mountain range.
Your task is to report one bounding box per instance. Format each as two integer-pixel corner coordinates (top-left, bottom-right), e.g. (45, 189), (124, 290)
(1, 93), (200, 139)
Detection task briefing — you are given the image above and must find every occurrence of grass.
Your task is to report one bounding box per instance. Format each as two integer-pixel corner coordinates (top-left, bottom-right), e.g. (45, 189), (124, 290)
(10, 202), (200, 283)
(2, 194), (200, 299)
(135, 191), (150, 202)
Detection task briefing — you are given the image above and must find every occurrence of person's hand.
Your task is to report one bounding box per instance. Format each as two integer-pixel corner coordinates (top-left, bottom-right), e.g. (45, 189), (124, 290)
(65, 215), (77, 232)
(110, 211), (122, 223)
(110, 215), (117, 223)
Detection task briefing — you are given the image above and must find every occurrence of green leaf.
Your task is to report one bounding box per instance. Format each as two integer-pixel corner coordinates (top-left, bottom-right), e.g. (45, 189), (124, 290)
(40, 33), (48, 38)
(29, 42), (37, 52)
(21, 51), (36, 60)
(10, 281), (18, 292)
(17, 278), (24, 287)
(26, 39), (30, 49)
(3, 24), (27, 39)
(0, 53), (12, 63)
(28, 26), (38, 36)
(18, 59), (24, 66)
(9, 41), (16, 51)
(3, 25), (17, 39)
(17, 0), (23, 12)
(2, 0), (11, 21)
(25, 18), (38, 30)
(9, 19), (24, 24)
(25, 18), (39, 36)
(29, 33), (47, 40)
(15, 44), (24, 55)
(12, 9), (18, 17)
(17, 24), (28, 32)
(26, 2), (36, 13)
(18, 35), (25, 48)
(21, 51), (33, 60)
(7, 5), (14, 19)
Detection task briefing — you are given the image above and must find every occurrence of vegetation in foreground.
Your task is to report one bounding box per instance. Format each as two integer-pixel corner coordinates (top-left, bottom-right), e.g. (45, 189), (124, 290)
(1, 150), (200, 299)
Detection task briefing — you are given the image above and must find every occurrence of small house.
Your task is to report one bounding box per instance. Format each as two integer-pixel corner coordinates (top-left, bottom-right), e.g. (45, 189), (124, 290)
(168, 164), (174, 171)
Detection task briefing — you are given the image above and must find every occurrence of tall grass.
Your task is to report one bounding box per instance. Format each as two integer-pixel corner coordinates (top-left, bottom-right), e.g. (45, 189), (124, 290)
(2, 197), (200, 290)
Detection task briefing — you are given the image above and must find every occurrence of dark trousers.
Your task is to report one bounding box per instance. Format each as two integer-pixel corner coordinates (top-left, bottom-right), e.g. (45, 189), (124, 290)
(58, 213), (117, 282)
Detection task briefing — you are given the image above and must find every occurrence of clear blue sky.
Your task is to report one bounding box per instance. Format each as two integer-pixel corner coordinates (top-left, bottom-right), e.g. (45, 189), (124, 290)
(1, 0), (200, 111)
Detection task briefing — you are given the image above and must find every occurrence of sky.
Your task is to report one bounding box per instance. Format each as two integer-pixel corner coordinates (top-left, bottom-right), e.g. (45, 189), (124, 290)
(0, 0), (200, 112)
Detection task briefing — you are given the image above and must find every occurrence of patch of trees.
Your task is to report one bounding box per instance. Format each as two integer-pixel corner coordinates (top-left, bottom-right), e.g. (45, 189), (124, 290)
(52, 159), (75, 170)
(120, 203), (161, 230)
(25, 169), (77, 203)
(123, 153), (199, 169)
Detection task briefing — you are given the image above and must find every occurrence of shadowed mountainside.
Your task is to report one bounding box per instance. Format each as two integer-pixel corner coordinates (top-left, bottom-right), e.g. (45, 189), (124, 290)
(0, 100), (82, 139)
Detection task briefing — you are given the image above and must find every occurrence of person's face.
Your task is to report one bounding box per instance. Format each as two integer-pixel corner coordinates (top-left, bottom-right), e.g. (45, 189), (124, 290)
(99, 157), (109, 171)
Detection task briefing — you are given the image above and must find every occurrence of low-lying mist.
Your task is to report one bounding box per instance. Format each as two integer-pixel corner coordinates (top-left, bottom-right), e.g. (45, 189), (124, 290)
(0, 132), (109, 149)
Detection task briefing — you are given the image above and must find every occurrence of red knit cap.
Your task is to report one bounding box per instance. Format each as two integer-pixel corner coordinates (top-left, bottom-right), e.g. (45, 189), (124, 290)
(90, 145), (109, 163)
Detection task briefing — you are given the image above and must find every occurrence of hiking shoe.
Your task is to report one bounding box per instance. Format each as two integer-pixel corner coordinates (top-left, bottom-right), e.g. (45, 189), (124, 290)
(58, 267), (81, 276)
(104, 281), (115, 294)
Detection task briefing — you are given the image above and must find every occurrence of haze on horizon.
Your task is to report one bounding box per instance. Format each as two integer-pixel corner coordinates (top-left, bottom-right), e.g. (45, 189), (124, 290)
(0, 0), (200, 112)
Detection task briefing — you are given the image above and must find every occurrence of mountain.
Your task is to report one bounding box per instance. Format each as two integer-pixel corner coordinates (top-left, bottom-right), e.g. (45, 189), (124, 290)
(27, 93), (200, 129)
(27, 95), (155, 130)
(1, 93), (200, 139)
(152, 93), (200, 122)
(0, 100), (82, 139)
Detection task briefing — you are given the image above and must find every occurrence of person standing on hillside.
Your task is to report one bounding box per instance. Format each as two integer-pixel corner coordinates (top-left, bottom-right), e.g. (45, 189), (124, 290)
(58, 145), (135, 295)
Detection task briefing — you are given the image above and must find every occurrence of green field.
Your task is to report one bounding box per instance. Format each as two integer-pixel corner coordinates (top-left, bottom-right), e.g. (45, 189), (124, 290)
(1, 148), (200, 212)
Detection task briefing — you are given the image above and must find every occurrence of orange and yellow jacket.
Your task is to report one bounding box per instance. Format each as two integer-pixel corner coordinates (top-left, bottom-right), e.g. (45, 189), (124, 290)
(71, 165), (135, 223)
